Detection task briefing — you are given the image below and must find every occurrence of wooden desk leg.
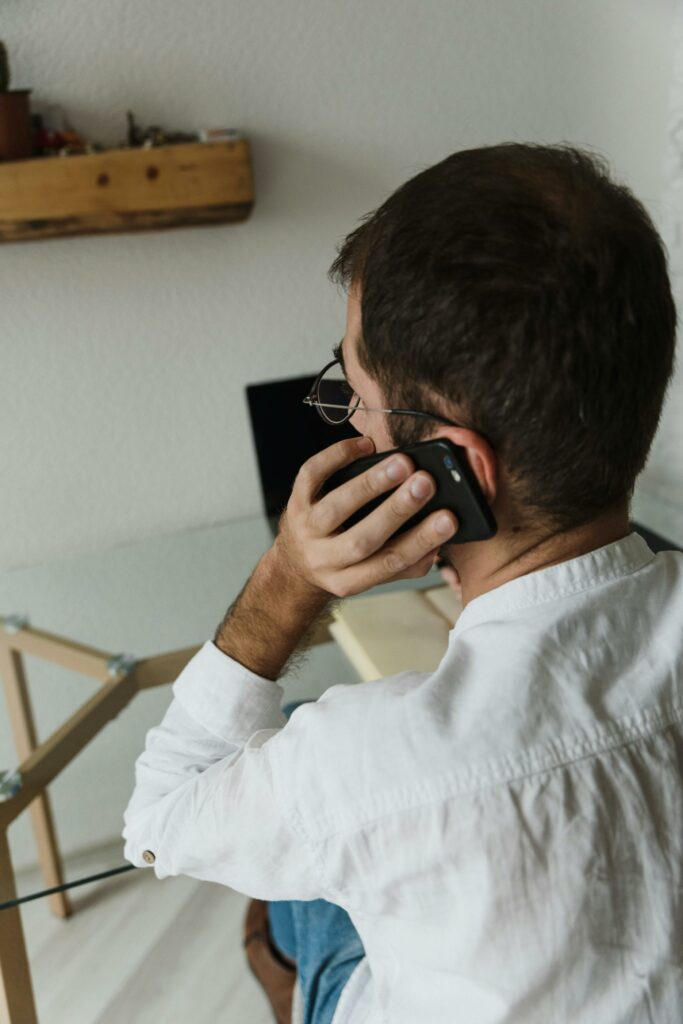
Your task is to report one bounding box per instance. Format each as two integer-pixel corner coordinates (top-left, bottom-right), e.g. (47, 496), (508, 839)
(0, 829), (38, 1024)
(0, 645), (71, 920)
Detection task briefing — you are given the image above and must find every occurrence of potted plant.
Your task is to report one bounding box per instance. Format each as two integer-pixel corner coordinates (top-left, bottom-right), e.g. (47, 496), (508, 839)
(0, 40), (35, 161)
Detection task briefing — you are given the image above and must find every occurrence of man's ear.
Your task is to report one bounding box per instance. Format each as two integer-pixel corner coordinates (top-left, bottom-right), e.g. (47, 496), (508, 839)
(432, 427), (498, 505)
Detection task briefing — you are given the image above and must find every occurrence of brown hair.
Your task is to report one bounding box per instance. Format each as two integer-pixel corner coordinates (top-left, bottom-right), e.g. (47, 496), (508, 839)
(328, 142), (678, 533)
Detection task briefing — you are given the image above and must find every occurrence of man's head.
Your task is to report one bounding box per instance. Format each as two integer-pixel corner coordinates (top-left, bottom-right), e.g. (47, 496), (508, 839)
(329, 142), (678, 541)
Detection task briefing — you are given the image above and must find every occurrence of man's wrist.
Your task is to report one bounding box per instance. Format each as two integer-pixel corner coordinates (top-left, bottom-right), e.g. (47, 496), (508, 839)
(213, 544), (332, 681)
(262, 540), (332, 611)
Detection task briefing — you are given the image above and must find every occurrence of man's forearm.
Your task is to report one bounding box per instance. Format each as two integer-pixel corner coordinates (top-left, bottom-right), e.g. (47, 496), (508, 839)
(213, 545), (333, 681)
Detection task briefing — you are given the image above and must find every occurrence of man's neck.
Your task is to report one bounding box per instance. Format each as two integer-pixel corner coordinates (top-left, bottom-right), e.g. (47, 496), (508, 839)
(444, 503), (632, 608)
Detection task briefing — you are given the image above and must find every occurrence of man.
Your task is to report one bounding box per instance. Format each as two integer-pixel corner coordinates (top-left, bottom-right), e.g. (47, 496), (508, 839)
(123, 142), (682, 1024)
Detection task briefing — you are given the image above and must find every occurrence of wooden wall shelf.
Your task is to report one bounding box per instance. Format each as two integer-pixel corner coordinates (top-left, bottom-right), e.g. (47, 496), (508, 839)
(0, 139), (254, 242)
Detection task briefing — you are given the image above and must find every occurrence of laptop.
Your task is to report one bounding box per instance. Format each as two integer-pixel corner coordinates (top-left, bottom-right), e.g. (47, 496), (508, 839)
(246, 372), (357, 539)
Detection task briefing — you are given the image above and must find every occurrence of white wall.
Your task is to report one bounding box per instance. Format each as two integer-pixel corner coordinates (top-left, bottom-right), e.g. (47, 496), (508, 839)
(1, 0), (681, 873)
(637, 0), (683, 542)
(1, 0), (679, 573)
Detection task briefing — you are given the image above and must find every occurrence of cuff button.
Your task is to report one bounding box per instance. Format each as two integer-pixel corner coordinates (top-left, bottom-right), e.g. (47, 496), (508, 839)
(142, 850), (156, 864)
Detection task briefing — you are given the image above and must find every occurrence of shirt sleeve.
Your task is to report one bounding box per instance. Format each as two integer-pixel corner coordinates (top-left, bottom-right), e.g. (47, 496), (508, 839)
(121, 639), (326, 901)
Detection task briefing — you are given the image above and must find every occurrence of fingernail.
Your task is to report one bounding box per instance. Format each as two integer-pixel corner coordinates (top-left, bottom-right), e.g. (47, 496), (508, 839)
(385, 457), (406, 481)
(436, 515), (454, 534)
(410, 475), (431, 498)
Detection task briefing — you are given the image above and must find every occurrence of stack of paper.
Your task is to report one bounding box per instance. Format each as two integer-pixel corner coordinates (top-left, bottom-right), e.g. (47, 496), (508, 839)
(329, 585), (462, 682)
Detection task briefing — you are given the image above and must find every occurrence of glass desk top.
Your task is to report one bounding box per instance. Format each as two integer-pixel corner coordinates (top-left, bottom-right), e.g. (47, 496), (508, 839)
(1, 497), (680, 876)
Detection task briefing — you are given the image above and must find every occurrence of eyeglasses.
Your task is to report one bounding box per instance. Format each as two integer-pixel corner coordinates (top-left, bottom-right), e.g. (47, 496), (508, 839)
(303, 358), (464, 429)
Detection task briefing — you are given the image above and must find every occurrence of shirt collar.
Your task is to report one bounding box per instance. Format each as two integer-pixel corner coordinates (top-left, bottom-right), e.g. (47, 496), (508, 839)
(451, 531), (655, 637)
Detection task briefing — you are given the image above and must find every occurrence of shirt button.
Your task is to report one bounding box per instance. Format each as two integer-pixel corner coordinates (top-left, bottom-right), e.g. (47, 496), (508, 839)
(142, 850), (156, 864)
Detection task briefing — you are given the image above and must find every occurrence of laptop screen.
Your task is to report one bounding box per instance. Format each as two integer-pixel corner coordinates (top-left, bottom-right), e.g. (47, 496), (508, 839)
(246, 373), (358, 536)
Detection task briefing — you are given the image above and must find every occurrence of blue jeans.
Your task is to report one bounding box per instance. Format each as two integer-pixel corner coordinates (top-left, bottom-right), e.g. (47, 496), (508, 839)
(268, 699), (366, 1024)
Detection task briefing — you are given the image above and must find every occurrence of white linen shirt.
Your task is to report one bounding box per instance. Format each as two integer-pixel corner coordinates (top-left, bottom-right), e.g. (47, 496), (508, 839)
(122, 531), (683, 1024)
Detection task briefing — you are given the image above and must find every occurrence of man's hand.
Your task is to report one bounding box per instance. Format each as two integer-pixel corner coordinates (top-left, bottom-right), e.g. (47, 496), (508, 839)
(213, 436), (459, 680)
(273, 436), (459, 599)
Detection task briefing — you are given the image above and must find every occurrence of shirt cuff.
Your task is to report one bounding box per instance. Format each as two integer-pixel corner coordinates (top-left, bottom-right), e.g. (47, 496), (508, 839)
(171, 639), (287, 745)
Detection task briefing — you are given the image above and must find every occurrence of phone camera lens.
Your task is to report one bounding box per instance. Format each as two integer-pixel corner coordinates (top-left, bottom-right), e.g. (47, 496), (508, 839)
(444, 456), (455, 468)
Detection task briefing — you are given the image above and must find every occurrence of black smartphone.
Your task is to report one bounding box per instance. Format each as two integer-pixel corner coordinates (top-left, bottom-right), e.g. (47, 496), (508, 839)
(319, 438), (497, 545)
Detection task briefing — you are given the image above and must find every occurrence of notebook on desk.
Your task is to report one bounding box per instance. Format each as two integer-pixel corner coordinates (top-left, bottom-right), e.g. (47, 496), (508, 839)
(328, 586), (463, 682)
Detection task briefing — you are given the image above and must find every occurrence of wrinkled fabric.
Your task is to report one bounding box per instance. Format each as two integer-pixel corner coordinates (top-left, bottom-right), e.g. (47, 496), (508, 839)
(268, 697), (367, 1024)
(123, 532), (683, 1023)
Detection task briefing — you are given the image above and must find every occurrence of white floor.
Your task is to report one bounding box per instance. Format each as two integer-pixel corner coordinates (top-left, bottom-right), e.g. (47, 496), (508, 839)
(16, 838), (275, 1024)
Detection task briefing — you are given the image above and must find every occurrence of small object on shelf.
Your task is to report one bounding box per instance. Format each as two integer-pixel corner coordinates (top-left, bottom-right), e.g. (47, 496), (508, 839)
(126, 109), (143, 147)
(199, 127), (244, 143)
(0, 138), (254, 242)
(0, 39), (36, 162)
(125, 108), (198, 148)
(32, 102), (102, 156)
